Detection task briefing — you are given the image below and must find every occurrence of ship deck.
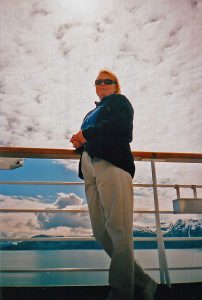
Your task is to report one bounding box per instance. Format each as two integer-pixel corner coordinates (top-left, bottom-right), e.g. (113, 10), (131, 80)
(1, 283), (202, 300)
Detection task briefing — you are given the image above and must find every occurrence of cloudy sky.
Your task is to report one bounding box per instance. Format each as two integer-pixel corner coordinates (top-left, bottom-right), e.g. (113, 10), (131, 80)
(0, 0), (202, 238)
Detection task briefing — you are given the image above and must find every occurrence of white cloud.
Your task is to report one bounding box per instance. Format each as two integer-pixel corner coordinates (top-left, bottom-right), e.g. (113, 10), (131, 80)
(37, 192), (90, 230)
(0, 0), (201, 151)
(37, 211), (90, 230)
(53, 159), (79, 172)
(0, 193), (91, 238)
(54, 192), (84, 208)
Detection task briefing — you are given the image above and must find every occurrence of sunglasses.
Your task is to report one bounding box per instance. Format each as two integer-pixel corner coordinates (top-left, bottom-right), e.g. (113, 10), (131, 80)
(95, 79), (117, 85)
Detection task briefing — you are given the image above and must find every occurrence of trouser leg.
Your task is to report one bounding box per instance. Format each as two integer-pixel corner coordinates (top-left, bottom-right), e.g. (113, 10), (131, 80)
(95, 161), (134, 300)
(81, 152), (154, 299)
(81, 152), (113, 256)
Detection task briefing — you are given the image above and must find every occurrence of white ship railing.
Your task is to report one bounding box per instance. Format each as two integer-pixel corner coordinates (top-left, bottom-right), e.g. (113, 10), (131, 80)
(0, 146), (202, 286)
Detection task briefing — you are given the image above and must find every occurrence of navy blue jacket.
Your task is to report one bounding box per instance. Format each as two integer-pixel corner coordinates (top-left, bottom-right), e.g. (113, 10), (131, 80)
(78, 93), (135, 179)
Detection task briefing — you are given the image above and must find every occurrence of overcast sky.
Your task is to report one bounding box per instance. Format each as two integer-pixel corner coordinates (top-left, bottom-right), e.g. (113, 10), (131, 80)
(1, 0), (202, 151)
(0, 0), (202, 238)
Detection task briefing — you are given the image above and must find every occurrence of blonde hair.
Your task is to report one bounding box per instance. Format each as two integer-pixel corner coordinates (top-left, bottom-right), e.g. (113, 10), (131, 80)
(97, 69), (121, 94)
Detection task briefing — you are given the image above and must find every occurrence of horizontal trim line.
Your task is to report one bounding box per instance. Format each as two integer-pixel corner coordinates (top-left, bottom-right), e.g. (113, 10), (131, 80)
(0, 237), (201, 242)
(0, 181), (201, 189)
(1, 267), (202, 273)
(0, 208), (174, 213)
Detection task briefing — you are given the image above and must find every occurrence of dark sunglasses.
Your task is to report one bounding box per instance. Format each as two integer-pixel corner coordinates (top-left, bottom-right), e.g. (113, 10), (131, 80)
(95, 79), (117, 85)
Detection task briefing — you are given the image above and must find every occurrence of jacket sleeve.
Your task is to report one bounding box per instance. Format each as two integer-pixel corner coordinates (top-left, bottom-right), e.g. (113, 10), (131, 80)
(82, 95), (134, 143)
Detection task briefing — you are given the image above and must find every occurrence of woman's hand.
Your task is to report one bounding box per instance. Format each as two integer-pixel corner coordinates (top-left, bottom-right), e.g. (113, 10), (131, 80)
(70, 130), (87, 148)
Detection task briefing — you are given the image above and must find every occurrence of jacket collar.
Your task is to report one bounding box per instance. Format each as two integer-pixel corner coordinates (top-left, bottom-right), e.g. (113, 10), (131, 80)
(94, 94), (115, 107)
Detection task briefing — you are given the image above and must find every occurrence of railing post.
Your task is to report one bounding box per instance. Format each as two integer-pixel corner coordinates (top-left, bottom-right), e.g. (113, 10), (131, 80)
(191, 185), (198, 199)
(151, 160), (171, 286)
(174, 185), (180, 198)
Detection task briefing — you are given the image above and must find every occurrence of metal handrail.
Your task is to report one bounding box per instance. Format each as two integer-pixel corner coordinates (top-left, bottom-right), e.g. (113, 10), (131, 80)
(0, 146), (202, 162)
(1, 266), (202, 273)
(0, 236), (201, 242)
(0, 208), (174, 213)
(0, 181), (202, 189)
(0, 237), (157, 242)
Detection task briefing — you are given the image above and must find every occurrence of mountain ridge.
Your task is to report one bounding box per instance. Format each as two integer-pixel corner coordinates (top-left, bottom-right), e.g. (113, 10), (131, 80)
(1, 219), (201, 250)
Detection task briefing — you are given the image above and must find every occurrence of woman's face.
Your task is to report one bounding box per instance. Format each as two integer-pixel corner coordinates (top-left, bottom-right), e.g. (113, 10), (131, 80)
(95, 72), (117, 99)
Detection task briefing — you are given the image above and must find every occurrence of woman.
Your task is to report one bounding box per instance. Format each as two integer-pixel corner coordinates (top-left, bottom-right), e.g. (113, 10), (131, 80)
(70, 69), (157, 300)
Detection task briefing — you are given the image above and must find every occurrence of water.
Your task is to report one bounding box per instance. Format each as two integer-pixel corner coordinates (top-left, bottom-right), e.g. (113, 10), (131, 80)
(0, 249), (201, 286)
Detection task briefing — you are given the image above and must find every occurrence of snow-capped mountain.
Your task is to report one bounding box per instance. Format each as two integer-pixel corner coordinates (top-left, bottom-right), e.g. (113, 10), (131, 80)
(1, 219), (201, 250)
(164, 219), (202, 238)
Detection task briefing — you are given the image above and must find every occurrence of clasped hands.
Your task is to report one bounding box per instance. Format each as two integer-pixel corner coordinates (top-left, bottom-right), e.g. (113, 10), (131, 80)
(70, 130), (87, 148)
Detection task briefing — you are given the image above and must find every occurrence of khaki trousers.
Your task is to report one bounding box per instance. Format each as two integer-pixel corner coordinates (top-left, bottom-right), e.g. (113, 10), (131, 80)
(81, 151), (152, 300)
